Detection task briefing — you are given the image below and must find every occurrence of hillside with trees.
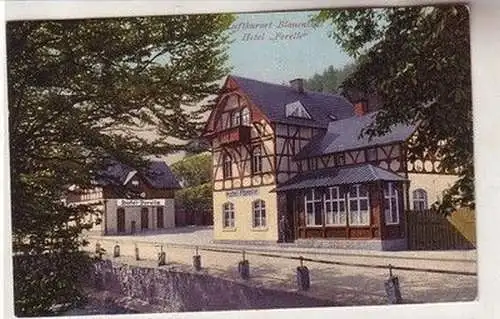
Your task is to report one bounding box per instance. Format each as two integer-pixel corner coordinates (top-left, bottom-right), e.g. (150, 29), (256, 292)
(7, 14), (234, 315)
(312, 5), (473, 213)
(305, 63), (357, 93)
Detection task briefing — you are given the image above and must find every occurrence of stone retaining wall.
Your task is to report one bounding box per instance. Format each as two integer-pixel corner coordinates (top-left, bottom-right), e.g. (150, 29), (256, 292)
(89, 260), (333, 313)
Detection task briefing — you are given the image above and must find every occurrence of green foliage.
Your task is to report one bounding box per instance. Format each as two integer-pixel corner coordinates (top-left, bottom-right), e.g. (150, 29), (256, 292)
(171, 153), (212, 217)
(171, 152), (212, 188)
(13, 252), (92, 316)
(305, 63), (357, 93)
(8, 14), (233, 315)
(313, 5), (473, 213)
(175, 183), (213, 216)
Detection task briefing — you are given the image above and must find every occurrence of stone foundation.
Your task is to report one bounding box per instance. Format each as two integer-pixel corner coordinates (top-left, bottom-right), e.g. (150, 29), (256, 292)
(213, 238), (408, 251)
(88, 260), (333, 313)
(295, 238), (407, 251)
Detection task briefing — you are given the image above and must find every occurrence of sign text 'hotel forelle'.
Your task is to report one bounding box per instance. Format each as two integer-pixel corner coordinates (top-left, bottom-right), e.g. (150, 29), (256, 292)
(226, 188), (259, 198)
(117, 199), (166, 207)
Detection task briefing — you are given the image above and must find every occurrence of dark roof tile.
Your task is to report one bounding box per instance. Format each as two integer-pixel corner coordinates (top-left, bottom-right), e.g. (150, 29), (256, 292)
(231, 75), (355, 128)
(274, 164), (408, 192)
(296, 112), (417, 159)
(97, 160), (181, 189)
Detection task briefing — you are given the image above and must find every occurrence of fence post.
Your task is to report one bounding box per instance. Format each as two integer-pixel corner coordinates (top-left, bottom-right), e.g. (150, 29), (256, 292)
(113, 242), (120, 258)
(158, 244), (166, 266)
(384, 264), (402, 304)
(135, 243), (140, 261)
(193, 246), (201, 271)
(238, 250), (250, 280)
(296, 256), (310, 291)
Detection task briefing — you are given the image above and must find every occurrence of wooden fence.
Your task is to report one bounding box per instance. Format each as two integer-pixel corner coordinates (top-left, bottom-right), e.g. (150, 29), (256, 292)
(175, 208), (213, 227)
(406, 208), (476, 250)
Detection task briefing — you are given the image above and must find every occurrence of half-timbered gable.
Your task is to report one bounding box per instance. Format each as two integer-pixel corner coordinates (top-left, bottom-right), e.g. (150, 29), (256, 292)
(203, 75), (458, 250)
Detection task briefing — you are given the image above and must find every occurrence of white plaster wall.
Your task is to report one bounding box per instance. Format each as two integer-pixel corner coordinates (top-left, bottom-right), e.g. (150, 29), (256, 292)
(213, 185), (278, 241)
(105, 198), (175, 235)
(408, 173), (459, 208)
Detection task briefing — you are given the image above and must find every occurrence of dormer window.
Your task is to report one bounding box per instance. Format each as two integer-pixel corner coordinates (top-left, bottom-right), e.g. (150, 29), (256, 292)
(285, 101), (311, 119)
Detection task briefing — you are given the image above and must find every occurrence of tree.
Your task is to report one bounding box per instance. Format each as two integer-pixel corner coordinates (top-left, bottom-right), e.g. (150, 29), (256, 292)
(171, 153), (212, 224)
(8, 14), (234, 315)
(305, 63), (357, 93)
(312, 5), (473, 213)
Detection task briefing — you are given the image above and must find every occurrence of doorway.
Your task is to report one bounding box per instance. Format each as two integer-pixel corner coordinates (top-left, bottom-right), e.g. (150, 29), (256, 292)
(141, 207), (149, 230)
(117, 208), (125, 233)
(157, 207), (164, 228)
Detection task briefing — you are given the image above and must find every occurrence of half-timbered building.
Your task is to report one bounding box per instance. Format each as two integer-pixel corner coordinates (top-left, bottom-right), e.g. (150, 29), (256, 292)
(202, 75), (458, 250)
(65, 160), (181, 235)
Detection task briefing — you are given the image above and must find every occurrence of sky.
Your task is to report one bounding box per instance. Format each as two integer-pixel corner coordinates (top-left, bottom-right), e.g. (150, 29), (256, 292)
(226, 10), (353, 85)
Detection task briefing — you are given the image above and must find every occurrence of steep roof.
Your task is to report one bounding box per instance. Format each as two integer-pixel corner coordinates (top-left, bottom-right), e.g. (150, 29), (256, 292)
(295, 112), (417, 159)
(97, 160), (181, 189)
(231, 75), (355, 128)
(274, 164), (408, 192)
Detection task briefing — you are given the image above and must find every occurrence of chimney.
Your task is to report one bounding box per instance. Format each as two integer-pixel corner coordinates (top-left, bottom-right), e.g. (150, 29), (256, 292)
(353, 100), (368, 116)
(289, 78), (304, 93)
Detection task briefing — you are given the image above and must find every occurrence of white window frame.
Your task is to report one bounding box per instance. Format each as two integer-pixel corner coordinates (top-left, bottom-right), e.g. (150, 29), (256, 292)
(412, 188), (428, 211)
(241, 107), (250, 126)
(231, 110), (240, 127)
(252, 145), (263, 174)
(223, 202), (235, 228)
(285, 101), (312, 119)
(223, 155), (232, 179)
(305, 189), (323, 226)
(347, 184), (370, 226)
(324, 187), (347, 226)
(384, 182), (400, 225)
(252, 200), (266, 228)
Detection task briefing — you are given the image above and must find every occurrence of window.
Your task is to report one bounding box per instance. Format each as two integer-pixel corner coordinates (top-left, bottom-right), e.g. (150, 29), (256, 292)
(241, 107), (250, 125)
(366, 148), (378, 161)
(223, 202), (235, 228)
(335, 153), (345, 166)
(305, 189), (323, 226)
(413, 189), (428, 211)
(231, 110), (240, 127)
(156, 207), (164, 228)
(221, 112), (230, 129)
(252, 200), (266, 228)
(223, 155), (232, 179)
(251, 145), (263, 174)
(307, 158), (317, 170)
(347, 184), (370, 226)
(324, 187), (346, 225)
(285, 101), (311, 119)
(384, 183), (400, 225)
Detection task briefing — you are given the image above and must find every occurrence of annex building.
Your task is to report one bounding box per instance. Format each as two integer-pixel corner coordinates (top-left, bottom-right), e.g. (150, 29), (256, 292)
(65, 160), (180, 235)
(202, 75), (458, 250)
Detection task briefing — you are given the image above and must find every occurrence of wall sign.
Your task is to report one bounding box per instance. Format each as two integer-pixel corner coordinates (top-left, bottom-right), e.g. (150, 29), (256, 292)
(117, 199), (166, 207)
(226, 188), (259, 198)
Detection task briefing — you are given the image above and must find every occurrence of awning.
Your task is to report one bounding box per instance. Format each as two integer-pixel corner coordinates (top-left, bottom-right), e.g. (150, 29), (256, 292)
(273, 164), (408, 192)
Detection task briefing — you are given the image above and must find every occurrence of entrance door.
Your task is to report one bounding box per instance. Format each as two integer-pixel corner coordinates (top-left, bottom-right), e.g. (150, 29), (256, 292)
(156, 207), (164, 228)
(141, 207), (149, 230)
(285, 194), (295, 242)
(117, 208), (125, 233)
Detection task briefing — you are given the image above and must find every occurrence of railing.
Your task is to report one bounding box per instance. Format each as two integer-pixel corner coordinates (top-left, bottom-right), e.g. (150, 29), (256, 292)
(218, 125), (251, 145)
